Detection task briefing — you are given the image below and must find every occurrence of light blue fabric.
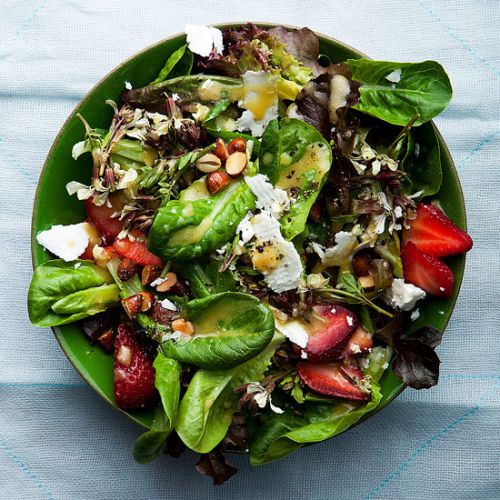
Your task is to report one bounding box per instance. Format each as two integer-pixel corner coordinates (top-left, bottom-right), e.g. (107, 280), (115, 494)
(1, 1), (499, 498)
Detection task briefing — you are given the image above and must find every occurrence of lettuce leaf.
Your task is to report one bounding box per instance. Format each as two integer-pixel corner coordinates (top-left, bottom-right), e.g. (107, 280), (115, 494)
(161, 292), (275, 369)
(195, 24), (313, 85)
(175, 333), (284, 453)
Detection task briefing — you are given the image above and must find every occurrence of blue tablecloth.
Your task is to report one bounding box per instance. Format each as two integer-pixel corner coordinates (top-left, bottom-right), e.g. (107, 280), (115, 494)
(1, 1), (499, 498)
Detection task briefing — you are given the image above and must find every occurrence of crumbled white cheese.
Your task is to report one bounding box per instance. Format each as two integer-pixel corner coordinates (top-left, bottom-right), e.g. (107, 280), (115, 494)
(185, 24), (223, 57)
(244, 211), (302, 293)
(346, 315), (354, 327)
(310, 230), (358, 267)
(300, 350), (308, 359)
(36, 222), (92, 262)
(410, 308), (420, 321)
(244, 174), (290, 218)
(160, 298), (177, 311)
(385, 68), (402, 83)
(383, 279), (426, 311)
(235, 71), (278, 137)
(394, 206), (403, 219)
(236, 109), (276, 137)
(124, 81), (132, 90)
(74, 262), (82, 269)
(275, 318), (309, 348)
(382, 362), (389, 370)
(237, 212), (255, 244)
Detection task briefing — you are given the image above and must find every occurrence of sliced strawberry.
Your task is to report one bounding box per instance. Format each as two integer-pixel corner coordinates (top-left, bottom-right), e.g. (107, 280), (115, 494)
(78, 220), (101, 260)
(341, 326), (373, 358)
(85, 194), (125, 245)
(402, 242), (454, 297)
(304, 305), (359, 362)
(114, 324), (157, 410)
(403, 203), (472, 259)
(113, 238), (162, 268)
(297, 361), (370, 400)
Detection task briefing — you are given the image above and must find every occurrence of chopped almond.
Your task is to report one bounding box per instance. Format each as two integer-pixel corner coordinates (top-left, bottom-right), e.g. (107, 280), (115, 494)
(171, 318), (194, 336)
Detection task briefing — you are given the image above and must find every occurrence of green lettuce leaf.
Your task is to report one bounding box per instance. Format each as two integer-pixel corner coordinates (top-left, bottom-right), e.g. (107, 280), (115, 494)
(259, 118), (332, 239)
(161, 292), (275, 369)
(347, 59), (452, 126)
(28, 260), (119, 327)
(249, 347), (392, 465)
(175, 333), (284, 453)
(401, 122), (442, 198)
(175, 257), (237, 299)
(151, 44), (193, 84)
(148, 178), (255, 261)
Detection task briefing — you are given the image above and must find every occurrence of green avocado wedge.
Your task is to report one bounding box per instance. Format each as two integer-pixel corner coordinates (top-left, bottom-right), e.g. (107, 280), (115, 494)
(31, 23), (467, 433)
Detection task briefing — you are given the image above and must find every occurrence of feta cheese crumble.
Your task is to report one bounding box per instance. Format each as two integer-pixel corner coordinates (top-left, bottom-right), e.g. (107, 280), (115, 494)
(235, 71), (278, 137)
(36, 222), (92, 262)
(244, 174), (290, 218)
(310, 230), (358, 267)
(383, 279), (426, 311)
(241, 211), (302, 293)
(160, 298), (177, 311)
(275, 318), (309, 348)
(185, 25), (223, 57)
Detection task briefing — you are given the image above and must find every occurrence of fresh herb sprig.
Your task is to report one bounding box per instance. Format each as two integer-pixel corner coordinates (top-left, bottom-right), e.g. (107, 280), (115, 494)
(316, 272), (393, 318)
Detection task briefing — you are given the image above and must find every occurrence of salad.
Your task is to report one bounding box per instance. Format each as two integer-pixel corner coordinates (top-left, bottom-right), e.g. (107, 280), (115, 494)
(28, 24), (473, 484)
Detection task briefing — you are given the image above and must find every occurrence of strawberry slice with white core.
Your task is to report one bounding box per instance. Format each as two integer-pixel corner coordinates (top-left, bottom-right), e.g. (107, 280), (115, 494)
(403, 203), (472, 259)
(297, 361), (370, 400)
(402, 242), (454, 297)
(304, 305), (359, 362)
(114, 324), (156, 410)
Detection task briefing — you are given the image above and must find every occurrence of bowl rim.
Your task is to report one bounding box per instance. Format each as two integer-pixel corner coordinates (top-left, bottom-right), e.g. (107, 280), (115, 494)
(31, 22), (467, 431)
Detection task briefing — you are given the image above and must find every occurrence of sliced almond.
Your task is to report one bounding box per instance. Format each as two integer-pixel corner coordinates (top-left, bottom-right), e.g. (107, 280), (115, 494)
(213, 138), (229, 162)
(139, 291), (154, 312)
(156, 272), (178, 292)
(225, 151), (247, 176)
(358, 275), (375, 289)
(195, 153), (221, 173)
(171, 318), (195, 335)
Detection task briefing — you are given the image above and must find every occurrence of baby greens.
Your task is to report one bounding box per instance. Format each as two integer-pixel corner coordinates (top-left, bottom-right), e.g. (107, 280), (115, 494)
(151, 44), (193, 84)
(175, 257), (237, 298)
(401, 122), (443, 198)
(148, 178), (255, 261)
(28, 260), (120, 327)
(161, 292), (275, 369)
(259, 118), (332, 239)
(175, 334), (284, 453)
(347, 59), (452, 126)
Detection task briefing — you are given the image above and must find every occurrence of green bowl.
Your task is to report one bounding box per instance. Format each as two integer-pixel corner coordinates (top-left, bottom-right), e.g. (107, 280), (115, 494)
(31, 24), (467, 431)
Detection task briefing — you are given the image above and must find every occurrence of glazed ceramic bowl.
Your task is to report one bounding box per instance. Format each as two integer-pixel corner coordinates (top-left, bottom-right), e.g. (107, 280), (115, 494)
(31, 23), (467, 431)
